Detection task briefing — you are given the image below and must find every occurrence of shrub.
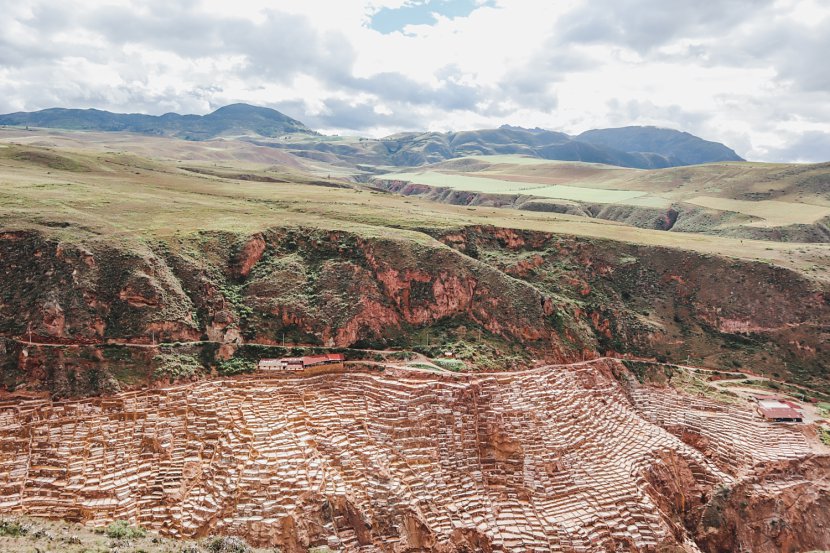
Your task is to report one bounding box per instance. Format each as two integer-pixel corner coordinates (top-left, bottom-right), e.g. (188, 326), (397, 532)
(432, 358), (466, 372)
(105, 520), (146, 539)
(216, 358), (256, 376)
(0, 518), (31, 537)
(206, 535), (251, 553)
(153, 354), (201, 382)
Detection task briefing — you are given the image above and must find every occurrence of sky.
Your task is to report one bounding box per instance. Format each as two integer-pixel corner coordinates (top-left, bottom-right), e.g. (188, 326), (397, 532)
(1, 0), (829, 162)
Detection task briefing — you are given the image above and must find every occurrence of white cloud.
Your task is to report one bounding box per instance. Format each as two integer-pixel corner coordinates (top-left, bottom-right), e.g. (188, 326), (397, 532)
(0, 0), (827, 162)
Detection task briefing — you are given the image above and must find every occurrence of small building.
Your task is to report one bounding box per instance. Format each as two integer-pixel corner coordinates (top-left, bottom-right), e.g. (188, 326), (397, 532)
(257, 359), (284, 370)
(258, 353), (345, 372)
(756, 398), (803, 422)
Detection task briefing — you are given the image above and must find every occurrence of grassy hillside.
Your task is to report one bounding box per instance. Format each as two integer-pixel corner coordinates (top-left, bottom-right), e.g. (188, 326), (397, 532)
(0, 136), (828, 396)
(377, 156), (830, 242)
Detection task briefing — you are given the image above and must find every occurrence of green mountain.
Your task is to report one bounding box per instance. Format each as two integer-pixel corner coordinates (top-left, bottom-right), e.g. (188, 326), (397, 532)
(577, 126), (744, 166)
(0, 103), (315, 140)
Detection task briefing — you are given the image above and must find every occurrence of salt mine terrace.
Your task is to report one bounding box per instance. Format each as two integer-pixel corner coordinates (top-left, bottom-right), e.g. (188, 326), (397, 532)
(0, 357), (827, 552)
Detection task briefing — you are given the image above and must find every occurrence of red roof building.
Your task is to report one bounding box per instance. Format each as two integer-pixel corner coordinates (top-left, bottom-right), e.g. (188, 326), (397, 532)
(756, 399), (803, 422)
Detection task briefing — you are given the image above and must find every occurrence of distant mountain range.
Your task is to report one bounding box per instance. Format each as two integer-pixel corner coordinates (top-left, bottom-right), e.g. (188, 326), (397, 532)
(0, 103), (315, 140)
(373, 126), (743, 168)
(0, 104), (744, 168)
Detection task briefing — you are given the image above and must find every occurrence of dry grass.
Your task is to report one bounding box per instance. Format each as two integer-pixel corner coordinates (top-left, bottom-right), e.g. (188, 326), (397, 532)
(0, 515), (273, 553)
(1, 137), (828, 281)
(386, 155), (830, 229)
(687, 196), (830, 225)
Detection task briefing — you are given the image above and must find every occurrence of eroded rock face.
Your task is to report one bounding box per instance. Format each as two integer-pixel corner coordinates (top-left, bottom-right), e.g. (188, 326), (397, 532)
(1, 224), (828, 396)
(0, 359), (825, 552)
(432, 225), (830, 386)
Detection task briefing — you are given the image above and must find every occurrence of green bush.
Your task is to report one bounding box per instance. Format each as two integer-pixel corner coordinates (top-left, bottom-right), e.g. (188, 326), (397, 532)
(207, 535), (251, 553)
(153, 353), (201, 382)
(0, 518), (30, 537)
(216, 358), (256, 376)
(105, 520), (146, 539)
(407, 362), (441, 371)
(432, 358), (466, 372)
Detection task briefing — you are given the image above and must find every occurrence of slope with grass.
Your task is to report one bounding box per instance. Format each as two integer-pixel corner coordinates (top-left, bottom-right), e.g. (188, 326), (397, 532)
(0, 139), (827, 396)
(375, 156), (830, 242)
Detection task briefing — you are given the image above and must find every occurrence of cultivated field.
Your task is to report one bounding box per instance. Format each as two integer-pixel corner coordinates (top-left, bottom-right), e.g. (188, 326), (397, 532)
(688, 196), (830, 226)
(380, 154), (830, 238)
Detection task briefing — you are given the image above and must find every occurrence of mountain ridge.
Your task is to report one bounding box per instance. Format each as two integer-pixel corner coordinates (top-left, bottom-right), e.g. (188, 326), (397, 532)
(0, 103), (744, 168)
(0, 103), (316, 140)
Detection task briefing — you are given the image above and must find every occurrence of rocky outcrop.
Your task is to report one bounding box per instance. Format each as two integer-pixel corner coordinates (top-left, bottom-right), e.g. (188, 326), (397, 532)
(693, 457), (830, 553)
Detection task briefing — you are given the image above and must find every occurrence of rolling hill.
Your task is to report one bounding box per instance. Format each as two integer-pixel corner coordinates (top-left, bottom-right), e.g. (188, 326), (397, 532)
(375, 155), (830, 242)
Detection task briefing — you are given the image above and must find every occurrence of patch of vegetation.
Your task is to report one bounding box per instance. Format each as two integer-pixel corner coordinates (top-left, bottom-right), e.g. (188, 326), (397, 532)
(622, 360), (675, 385)
(207, 536), (252, 553)
(0, 518), (30, 537)
(387, 350), (415, 361)
(216, 357), (256, 376)
(101, 344), (134, 361)
(818, 426), (830, 446)
(153, 353), (201, 383)
(219, 283), (254, 325)
(105, 520), (146, 539)
(432, 358), (466, 372)
(407, 362), (441, 371)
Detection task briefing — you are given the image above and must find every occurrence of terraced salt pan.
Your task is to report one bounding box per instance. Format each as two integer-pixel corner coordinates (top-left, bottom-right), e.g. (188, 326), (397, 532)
(0, 360), (814, 551)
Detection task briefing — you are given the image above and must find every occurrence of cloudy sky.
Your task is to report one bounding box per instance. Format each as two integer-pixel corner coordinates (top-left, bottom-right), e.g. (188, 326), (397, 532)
(2, 0), (829, 162)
